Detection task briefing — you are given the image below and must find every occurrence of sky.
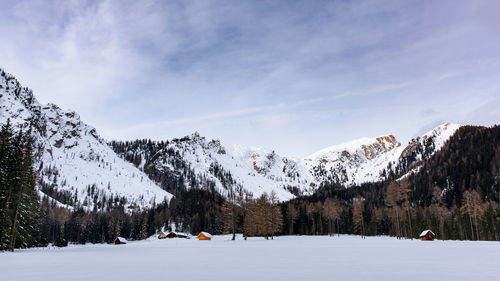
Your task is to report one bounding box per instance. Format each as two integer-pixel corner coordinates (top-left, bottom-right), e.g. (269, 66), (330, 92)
(1, 0), (499, 157)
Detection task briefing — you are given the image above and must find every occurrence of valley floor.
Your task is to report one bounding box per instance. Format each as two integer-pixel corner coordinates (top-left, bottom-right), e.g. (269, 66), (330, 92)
(1, 235), (499, 281)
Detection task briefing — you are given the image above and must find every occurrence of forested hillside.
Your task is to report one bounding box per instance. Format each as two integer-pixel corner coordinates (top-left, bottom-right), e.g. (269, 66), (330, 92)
(109, 134), (307, 200)
(282, 125), (500, 241)
(406, 125), (500, 207)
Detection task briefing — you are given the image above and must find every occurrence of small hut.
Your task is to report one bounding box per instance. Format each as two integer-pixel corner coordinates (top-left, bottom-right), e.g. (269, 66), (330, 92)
(167, 231), (179, 238)
(114, 237), (127, 245)
(167, 231), (189, 239)
(198, 232), (212, 240)
(158, 231), (167, 239)
(419, 230), (435, 241)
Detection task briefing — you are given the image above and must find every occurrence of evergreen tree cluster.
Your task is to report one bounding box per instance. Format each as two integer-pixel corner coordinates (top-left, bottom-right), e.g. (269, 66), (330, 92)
(405, 125), (500, 206)
(0, 121), (40, 251)
(36, 203), (170, 247)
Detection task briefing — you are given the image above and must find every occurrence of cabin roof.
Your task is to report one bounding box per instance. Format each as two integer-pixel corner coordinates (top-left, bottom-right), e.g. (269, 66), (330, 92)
(419, 230), (435, 237)
(199, 231), (212, 238)
(115, 236), (127, 242)
(168, 231), (190, 236)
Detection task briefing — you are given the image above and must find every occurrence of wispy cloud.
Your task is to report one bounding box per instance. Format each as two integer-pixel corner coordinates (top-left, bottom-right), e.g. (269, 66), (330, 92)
(436, 72), (459, 81)
(107, 94), (348, 138)
(1, 0), (499, 157)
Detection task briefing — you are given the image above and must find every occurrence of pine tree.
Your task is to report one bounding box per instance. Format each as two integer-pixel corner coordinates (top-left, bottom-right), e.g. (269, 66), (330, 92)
(0, 121), (14, 249)
(0, 126), (40, 251)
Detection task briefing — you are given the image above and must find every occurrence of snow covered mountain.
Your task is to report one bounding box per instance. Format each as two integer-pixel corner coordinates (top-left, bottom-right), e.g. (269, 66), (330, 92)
(0, 67), (461, 205)
(302, 123), (460, 186)
(303, 135), (404, 186)
(0, 69), (173, 212)
(110, 134), (307, 201)
(111, 123), (461, 200)
(395, 123), (461, 178)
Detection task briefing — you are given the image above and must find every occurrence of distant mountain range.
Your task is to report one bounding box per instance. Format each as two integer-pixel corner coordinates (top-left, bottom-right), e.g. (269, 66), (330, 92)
(0, 68), (461, 210)
(109, 123), (459, 200)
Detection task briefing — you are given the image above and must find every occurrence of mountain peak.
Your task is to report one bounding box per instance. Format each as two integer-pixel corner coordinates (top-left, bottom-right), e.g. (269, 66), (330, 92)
(1, 67), (173, 212)
(307, 134), (401, 161)
(0, 69), (37, 112)
(395, 122), (461, 178)
(422, 122), (461, 141)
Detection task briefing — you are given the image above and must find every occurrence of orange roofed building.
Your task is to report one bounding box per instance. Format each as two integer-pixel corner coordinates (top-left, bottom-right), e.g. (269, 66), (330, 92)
(198, 232), (212, 240)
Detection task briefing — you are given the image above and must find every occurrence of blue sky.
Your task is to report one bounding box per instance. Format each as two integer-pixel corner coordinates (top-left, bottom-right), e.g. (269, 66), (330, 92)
(1, 0), (499, 157)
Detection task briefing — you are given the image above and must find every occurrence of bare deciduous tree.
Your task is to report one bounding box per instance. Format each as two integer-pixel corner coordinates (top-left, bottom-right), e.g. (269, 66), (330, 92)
(323, 197), (341, 236)
(222, 186), (241, 240)
(353, 196), (365, 239)
(461, 190), (484, 240)
(385, 182), (403, 239)
(243, 192), (282, 240)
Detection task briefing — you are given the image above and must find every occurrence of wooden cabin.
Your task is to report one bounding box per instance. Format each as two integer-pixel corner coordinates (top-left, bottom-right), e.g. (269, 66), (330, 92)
(158, 231), (167, 239)
(114, 237), (127, 244)
(198, 232), (212, 240)
(167, 231), (179, 238)
(167, 231), (189, 239)
(419, 230), (435, 241)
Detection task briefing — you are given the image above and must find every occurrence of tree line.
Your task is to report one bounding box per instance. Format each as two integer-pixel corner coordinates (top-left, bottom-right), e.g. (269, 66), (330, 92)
(279, 125), (500, 240)
(1, 124), (499, 251)
(0, 121), (40, 251)
(278, 180), (499, 241)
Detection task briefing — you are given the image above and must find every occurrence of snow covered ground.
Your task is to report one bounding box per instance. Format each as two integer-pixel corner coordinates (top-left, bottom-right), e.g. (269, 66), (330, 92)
(1, 235), (499, 281)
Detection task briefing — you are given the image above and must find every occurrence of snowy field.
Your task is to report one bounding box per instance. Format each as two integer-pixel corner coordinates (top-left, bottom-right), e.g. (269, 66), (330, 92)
(1, 235), (499, 281)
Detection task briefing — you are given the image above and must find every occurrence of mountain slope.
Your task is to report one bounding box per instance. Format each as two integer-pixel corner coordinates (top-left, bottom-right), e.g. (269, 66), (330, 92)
(111, 123), (461, 201)
(111, 134), (307, 201)
(404, 125), (500, 207)
(1, 67), (462, 205)
(303, 135), (404, 186)
(0, 69), (173, 212)
(395, 123), (461, 177)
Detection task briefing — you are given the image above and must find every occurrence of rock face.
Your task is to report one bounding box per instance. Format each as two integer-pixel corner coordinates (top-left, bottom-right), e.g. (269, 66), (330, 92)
(0, 69), (173, 212)
(302, 134), (404, 187)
